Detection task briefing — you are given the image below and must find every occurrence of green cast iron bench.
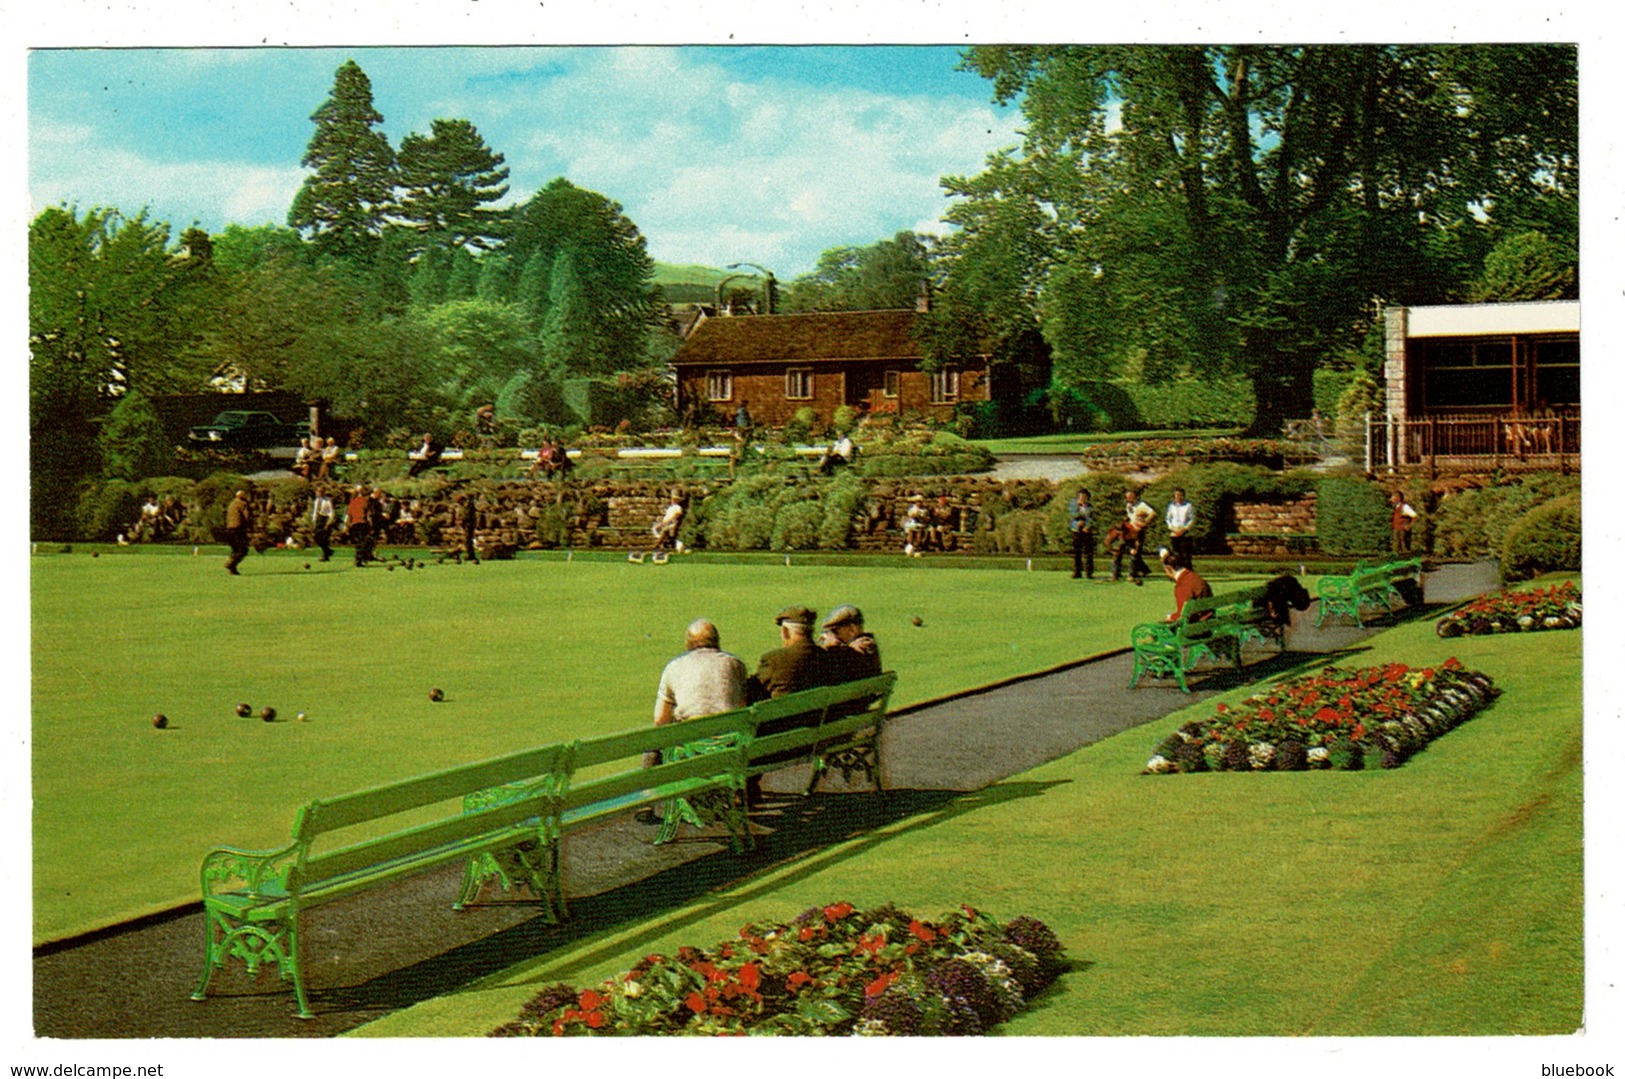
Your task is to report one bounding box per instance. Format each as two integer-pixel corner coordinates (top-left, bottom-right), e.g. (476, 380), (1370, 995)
(742, 671), (897, 795)
(1128, 586), (1276, 693)
(1315, 556), (1422, 627)
(191, 742), (569, 1019)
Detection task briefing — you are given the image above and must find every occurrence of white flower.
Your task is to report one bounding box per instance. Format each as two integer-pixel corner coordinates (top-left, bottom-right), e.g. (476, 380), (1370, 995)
(623, 981), (642, 999)
(1517, 614), (1535, 629)
(1144, 755), (1175, 774)
(1248, 742), (1276, 769)
(1307, 746), (1330, 763)
(1544, 616), (1563, 628)
(852, 1018), (890, 1037)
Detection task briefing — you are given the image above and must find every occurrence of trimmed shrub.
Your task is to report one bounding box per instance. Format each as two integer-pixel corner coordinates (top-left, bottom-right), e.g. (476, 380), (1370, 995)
(1431, 475), (1582, 561)
(1314, 476), (1392, 556)
(770, 499), (824, 552)
(1500, 494), (1581, 581)
(1121, 375), (1256, 430)
(73, 479), (142, 541)
(98, 391), (174, 482)
(817, 473), (867, 550)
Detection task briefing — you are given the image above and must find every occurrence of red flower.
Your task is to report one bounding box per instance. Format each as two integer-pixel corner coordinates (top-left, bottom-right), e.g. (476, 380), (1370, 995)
(578, 989), (604, 1011)
(787, 970), (812, 990)
(583, 1010), (605, 1029)
(865, 970), (898, 998)
(685, 992), (706, 1014)
(909, 919), (936, 943)
(824, 902), (855, 922)
(738, 963), (761, 992)
(798, 926), (817, 942)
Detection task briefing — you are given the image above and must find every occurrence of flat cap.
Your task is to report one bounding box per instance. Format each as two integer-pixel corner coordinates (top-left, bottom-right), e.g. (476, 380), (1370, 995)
(774, 605), (817, 627)
(822, 604), (863, 629)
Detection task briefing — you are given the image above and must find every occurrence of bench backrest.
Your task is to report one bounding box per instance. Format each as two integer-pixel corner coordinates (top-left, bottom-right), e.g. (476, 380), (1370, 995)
(744, 673), (896, 758)
(558, 707), (754, 818)
(291, 743), (568, 886)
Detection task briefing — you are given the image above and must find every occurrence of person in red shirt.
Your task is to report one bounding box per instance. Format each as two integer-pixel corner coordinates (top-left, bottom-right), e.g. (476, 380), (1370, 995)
(1161, 548), (1213, 622)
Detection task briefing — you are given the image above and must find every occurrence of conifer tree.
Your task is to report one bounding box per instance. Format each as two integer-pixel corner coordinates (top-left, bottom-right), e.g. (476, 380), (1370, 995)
(288, 59), (397, 265)
(395, 118), (511, 253)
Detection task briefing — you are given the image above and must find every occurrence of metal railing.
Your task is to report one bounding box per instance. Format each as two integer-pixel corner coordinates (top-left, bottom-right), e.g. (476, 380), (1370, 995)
(1363, 412), (1580, 474)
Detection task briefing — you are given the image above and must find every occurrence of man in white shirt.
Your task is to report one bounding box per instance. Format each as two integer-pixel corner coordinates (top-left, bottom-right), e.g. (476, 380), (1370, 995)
(639, 620), (748, 820)
(1113, 490), (1156, 585)
(1165, 488), (1195, 565)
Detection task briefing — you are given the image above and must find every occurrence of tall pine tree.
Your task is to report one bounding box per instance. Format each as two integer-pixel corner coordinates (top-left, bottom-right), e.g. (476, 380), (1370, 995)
(288, 59), (397, 266)
(394, 118), (511, 253)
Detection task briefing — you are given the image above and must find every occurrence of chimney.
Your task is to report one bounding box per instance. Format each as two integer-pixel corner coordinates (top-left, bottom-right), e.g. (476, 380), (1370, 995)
(916, 278), (933, 313)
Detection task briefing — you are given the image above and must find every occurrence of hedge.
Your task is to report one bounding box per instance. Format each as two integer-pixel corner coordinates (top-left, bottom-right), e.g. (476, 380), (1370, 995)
(1500, 494), (1581, 581)
(1314, 476), (1394, 556)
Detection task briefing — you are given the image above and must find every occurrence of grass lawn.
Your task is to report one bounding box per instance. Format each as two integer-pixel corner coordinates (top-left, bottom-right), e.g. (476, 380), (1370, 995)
(352, 581), (1583, 1038)
(31, 543), (1260, 943)
(970, 428), (1244, 455)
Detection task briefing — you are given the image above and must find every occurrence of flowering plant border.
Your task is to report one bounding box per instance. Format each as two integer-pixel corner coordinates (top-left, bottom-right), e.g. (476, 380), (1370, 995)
(1436, 582), (1581, 638)
(1144, 658), (1499, 774)
(491, 903), (1066, 1037)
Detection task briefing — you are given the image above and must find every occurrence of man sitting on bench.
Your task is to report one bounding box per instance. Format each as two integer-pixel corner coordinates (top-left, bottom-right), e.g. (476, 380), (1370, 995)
(1161, 548), (1213, 622)
(408, 432), (444, 477)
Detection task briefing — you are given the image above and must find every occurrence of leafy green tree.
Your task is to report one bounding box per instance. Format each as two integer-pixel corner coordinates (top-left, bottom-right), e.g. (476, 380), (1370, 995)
(97, 390), (173, 481)
(414, 298), (540, 417)
(287, 59), (397, 265)
(394, 118), (511, 253)
(508, 178), (659, 372)
(1469, 231), (1577, 302)
(948, 44), (1578, 434)
(538, 249), (602, 375)
(782, 231), (930, 312)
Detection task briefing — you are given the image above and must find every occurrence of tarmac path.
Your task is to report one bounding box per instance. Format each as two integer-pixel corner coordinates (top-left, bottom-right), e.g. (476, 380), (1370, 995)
(32, 563), (1496, 1039)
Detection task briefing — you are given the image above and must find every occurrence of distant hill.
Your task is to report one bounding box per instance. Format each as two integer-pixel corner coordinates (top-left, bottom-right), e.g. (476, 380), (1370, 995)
(654, 261), (767, 306)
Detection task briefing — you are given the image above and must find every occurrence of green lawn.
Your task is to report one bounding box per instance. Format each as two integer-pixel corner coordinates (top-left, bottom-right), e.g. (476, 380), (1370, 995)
(353, 582), (1583, 1038)
(31, 544), (1246, 942)
(971, 428), (1244, 455)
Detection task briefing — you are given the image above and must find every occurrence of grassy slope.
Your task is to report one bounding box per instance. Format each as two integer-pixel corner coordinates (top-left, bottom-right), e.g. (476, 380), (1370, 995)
(354, 583), (1582, 1038)
(32, 546), (1249, 942)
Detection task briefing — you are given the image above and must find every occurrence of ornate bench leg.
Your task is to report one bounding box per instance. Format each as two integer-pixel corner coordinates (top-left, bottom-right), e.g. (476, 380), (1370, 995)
(190, 909), (225, 1003)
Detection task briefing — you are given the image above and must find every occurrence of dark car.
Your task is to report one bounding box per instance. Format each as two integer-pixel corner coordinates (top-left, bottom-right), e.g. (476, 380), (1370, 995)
(188, 410), (310, 448)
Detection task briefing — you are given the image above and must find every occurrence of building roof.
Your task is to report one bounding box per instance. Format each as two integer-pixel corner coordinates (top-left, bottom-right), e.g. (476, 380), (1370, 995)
(672, 309), (926, 366)
(1393, 300), (1580, 338)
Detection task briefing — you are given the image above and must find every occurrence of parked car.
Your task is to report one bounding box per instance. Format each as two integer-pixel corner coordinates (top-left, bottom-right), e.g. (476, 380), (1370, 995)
(188, 410), (310, 448)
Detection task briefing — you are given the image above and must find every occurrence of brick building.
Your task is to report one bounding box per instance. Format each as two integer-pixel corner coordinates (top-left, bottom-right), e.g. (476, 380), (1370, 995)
(670, 307), (992, 427)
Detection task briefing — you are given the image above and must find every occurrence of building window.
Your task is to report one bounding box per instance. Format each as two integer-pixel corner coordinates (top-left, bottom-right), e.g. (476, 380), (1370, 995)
(929, 367), (960, 404)
(1421, 340), (1511, 409)
(883, 370), (901, 398)
(706, 370), (732, 402)
(786, 368), (814, 400)
(1533, 338), (1580, 406)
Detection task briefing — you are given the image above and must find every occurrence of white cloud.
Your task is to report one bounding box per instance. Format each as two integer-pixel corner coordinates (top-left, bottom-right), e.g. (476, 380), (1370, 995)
(30, 143), (301, 231)
(479, 52), (1021, 275)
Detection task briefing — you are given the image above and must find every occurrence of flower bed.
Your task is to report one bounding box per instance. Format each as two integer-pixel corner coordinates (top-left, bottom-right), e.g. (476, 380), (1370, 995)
(1436, 582), (1581, 638)
(490, 903), (1066, 1037)
(1144, 659), (1499, 774)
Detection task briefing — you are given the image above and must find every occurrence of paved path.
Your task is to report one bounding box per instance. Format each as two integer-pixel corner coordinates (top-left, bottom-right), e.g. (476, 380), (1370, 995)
(33, 564), (1493, 1039)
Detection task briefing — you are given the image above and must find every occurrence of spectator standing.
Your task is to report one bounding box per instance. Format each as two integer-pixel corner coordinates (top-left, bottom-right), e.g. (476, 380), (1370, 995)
(1390, 491), (1418, 554)
(1161, 549), (1213, 622)
(345, 486), (373, 567)
(223, 489), (252, 575)
(819, 605), (881, 683)
(1112, 490), (1157, 585)
(310, 486), (337, 562)
(1165, 488), (1195, 565)
(1068, 488), (1095, 580)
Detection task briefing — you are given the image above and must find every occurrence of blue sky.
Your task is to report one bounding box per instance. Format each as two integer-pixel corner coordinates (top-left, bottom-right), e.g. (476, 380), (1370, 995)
(29, 45), (1022, 278)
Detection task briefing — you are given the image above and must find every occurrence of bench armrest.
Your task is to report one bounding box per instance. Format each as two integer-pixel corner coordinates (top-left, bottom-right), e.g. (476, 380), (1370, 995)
(200, 842), (302, 899)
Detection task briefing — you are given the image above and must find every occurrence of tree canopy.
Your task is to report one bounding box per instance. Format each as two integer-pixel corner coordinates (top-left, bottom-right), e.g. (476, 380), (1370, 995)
(932, 44), (1579, 433)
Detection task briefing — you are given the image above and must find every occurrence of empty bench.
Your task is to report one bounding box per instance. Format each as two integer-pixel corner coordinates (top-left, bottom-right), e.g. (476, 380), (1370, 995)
(1315, 556), (1422, 627)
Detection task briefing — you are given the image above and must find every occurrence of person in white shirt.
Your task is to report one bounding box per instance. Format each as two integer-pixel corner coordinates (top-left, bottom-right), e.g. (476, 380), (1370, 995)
(1165, 488), (1195, 565)
(638, 619), (748, 820)
(1113, 491), (1156, 585)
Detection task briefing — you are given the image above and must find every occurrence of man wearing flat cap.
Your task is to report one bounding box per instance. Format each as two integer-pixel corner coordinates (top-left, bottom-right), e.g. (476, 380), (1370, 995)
(819, 605), (881, 684)
(745, 606), (829, 703)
